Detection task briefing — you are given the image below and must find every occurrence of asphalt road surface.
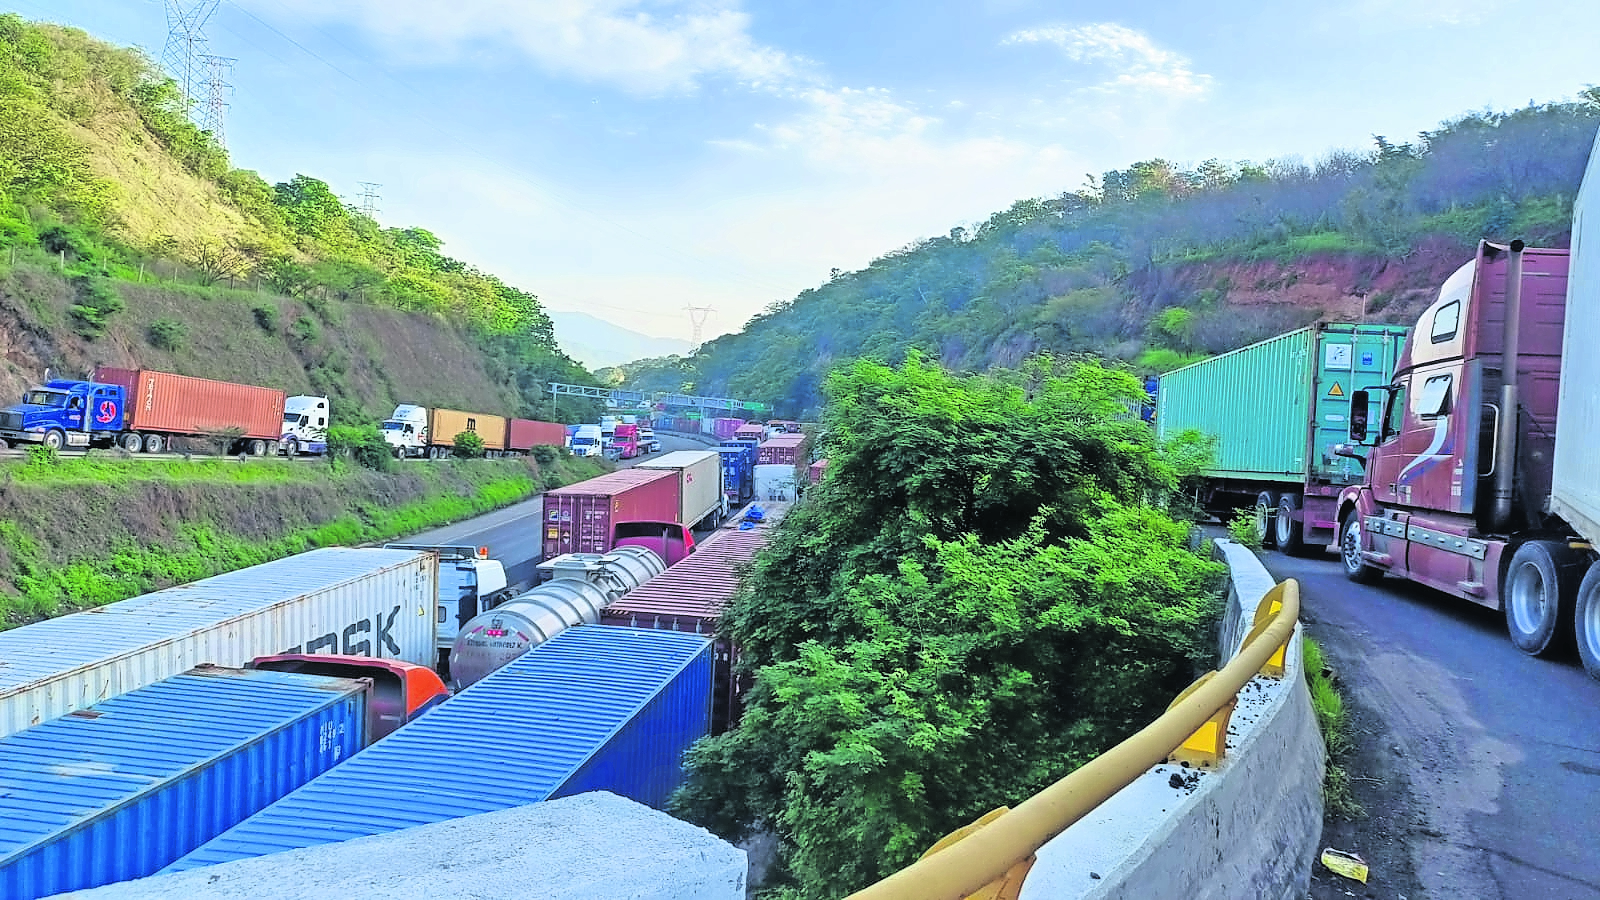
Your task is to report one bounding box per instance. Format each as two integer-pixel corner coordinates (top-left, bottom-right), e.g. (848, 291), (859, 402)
(399, 432), (715, 591)
(1260, 548), (1600, 900)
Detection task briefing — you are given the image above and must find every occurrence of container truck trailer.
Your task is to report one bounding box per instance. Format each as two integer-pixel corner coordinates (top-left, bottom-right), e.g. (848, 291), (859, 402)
(1156, 322), (1410, 554)
(504, 418), (567, 454)
(1333, 238), (1594, 670)
(0, 665), (370, 900)
(0, 547), (438, 738)
(381, 405), (508, 458)
(638, 449), (728, 529)
(0, 367), (286, 455)
(541, 468), (694, 563)
(165, 627), (714, 873)
(757, 433), (807, 466)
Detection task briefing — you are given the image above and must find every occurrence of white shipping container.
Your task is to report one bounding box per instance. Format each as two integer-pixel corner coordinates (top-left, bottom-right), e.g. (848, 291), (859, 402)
(754, 464), (800, 502)
(0, 548), (437, 739)
(1552, 134), (1600, 543)
(637, 450), (724, 528)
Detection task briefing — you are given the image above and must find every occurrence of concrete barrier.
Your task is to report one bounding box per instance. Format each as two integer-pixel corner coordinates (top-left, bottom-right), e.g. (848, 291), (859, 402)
(52, 792), (747, 900)
(1018, 539), (1324, 900)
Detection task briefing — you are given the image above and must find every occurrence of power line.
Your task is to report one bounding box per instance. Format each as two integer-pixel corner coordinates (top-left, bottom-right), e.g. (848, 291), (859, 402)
(685, 305), (714, 351)
(161, 0), (220, 112)
(199, 54), (235, 148)
(357, 182), (381, 219)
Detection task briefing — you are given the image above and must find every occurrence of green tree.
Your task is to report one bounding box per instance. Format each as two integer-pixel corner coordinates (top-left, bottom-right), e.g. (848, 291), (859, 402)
(452, 431), (485, 458)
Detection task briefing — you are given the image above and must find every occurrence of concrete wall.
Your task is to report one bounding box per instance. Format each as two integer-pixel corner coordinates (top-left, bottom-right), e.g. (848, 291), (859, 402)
(1019, 539), (1325, 900)
(53, 792), (746, 900)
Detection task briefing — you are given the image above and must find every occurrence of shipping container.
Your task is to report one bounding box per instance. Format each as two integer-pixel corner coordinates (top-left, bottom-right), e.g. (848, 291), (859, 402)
(0, 548), (437, 739)
(733, 423), (766, 441)
(1552, 141), (1600, 547)
(1155, 322), (1409, 552)
(93, 367), (284, 441)
(718, 445), (754, 504)
(604, 503), (791, 731)
(0, 666), (367, 899)
(637, 450), (724, 528)
(541, 468), (681, 559)
(712, 418), (746, 440)
(428, 408), (507, 451)
(809, 458), (828, 484)
(505, 418), (567, 452)
(754, 463), (800, 501)
(165, 627), (713, 873)
(757, 433), (806, 466)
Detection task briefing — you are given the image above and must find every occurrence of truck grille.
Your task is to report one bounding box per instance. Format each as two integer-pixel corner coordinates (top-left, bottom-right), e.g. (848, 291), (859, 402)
(0, 411), (21, 431)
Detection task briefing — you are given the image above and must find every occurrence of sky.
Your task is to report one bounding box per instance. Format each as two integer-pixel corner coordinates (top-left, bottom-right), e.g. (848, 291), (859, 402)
(6, 1), (1600, 344)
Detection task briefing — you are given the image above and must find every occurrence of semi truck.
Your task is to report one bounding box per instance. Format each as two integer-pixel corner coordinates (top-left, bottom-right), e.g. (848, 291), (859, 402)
(541, 469), (697, 567)
(1156, 323), (1410, 553)
(638, 450), (728, 529)
(383, 543), (512, 665)
(380, 405), (507, 458)
(0, 367), (286, 455)
(612, 423), (642, 459)
(280, 395), (330, 456)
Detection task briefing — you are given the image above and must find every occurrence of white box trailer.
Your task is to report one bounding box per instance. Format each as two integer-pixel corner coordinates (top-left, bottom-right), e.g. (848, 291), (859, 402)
(0, 548), (437, 738)
(637, 450), (726, 528)
(754, 463), (800, 502)
(1551, 136), (1600, 545)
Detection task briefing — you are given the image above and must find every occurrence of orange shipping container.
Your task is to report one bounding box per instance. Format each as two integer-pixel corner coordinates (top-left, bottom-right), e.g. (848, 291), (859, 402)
(94, 367), (284, 440)
(428, 409), (507, 451)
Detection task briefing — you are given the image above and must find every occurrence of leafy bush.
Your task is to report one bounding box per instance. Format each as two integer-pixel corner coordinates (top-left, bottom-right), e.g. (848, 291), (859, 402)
(67, 275), (124, 338)
(452, 431), (486, 459)
(251, 304), (279, 332)
(148, 317), (186, 351)
(326, 424), (393, 471)
(531, 444), (560, 465)
(1227, 508), (1260, 548)
(290, 314), (319, 345)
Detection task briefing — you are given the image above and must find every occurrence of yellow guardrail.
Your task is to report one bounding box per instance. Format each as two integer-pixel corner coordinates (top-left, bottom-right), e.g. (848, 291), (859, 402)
(846, 579), (1300, 900)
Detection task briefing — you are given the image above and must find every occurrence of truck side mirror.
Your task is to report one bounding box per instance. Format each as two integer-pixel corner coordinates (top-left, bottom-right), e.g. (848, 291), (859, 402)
(1349, 389), (1372, 444)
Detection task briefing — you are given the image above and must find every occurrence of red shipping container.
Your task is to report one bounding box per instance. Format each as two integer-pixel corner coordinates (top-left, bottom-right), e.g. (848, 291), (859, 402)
(507, 418), (567, 451)
(757, 434), (805, 466)
(541, 468), (680, 559)
(94, 367), (284, 440)
(808, 459), (828, 484)
(602, 501), (792, 732)
(712, 418), (746, 440)
(734, 424), (766, 441)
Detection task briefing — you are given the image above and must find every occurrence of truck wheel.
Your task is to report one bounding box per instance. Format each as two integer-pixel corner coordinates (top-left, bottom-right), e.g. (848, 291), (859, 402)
(119, 433), (142, 452)
(142, 433), (164, 454)
(1340, 511), (1382, 584)
(284, 438), (299, 456)
(1275, 494), (1307, 556)
(42, 430), (65, 451)
(248, 439), (266, 456)
(1253, 491), (1278, 548)
(394, 445), (406, 460)
(1505, 540), (1581, 656)
(1575, 562), (1600, 681)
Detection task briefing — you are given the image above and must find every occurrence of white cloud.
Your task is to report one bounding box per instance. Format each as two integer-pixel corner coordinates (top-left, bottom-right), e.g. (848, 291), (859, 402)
(260, 0), (807, 94)
(1004, 23), (1211, 97)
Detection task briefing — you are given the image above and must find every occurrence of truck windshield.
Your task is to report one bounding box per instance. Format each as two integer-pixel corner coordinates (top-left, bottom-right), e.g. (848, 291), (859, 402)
(573, 437), (595, 446)
(284, 413), (308, 426)
(23, 390), (68, 407)
(381, 421), (405, 431)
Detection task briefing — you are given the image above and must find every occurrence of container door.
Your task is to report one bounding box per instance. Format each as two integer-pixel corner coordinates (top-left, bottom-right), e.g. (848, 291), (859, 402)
(1310, 328), (1407, 485)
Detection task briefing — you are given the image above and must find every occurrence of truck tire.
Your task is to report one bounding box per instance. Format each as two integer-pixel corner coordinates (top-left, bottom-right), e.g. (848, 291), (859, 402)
(1253, 491), (1278, 548)
(42, 429), (65, 451)
(1575, 562), (1600, 682)
(1504, 540), (1581, 656)
(284, 438), (299, 456)
(1275, 493), (1306, 556)
(248, 439), (266, 456)
(142, 433), (164, 454)
(1340, 511), (1382, 584)
(119, 432), (142, 452)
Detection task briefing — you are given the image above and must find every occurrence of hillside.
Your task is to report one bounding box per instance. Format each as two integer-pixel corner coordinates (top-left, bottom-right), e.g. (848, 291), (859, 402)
(0, 15), (603, 424)
(652, 94), (1600, 416)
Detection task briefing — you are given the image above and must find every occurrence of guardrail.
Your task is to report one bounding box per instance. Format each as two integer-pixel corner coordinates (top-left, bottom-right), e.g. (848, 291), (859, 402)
(846, 578), (1301, 900)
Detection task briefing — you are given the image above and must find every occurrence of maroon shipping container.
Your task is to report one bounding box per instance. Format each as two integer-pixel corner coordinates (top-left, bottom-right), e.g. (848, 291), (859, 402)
(507, 418), (567, 452)
(712, 418), (746, 440)
(808, 459), (828, 484)
(542, 468), (681, 559)
(733, 424), (766, 441)
(602, 501), (792, 731)
(94, 367), (284, 440)
(757, 434), (806, 466)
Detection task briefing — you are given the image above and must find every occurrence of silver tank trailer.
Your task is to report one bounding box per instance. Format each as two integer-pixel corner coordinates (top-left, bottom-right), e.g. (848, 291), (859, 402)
(449, 546), (665, 688)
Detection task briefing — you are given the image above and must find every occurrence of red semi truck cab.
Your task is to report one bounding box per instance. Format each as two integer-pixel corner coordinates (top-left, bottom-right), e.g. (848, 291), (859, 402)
(1336, 241), (1575, 651)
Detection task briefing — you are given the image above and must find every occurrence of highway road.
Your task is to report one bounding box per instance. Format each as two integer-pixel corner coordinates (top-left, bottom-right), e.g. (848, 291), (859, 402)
(1264, 549), (1600, 900)
(398, 432), (715, 591)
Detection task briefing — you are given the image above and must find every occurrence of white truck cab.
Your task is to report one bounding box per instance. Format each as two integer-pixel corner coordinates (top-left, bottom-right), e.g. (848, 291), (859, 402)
(382, 404), (430, 458)
(280, 395), (330, 455)
(570, 423), (604, 457)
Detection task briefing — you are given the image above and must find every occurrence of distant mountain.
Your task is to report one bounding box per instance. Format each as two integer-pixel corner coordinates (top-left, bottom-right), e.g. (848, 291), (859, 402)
(549, 311), (694, 370)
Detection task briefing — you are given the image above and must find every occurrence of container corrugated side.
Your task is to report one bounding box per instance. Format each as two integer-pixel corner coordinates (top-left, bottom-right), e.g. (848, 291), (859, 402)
(1156, 327), (1314, 481)
(756, 434), (805, 466)
(0, 667), (366, 899)
(638, 451), (723, 526)
(542, 469), (681, 558)
(505, 419), (566, 451)
(1552, 136), (1600, 542)
(0, 548), (436, 739)
(429, 408), (508, 451)
(94, 368), (285, 440)
(164, 626), (711, 872)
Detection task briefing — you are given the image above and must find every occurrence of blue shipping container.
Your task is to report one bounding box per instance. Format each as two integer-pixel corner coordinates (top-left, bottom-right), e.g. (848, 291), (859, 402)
(718, 446), (753, 503)
(0, 666), (367, 900)
(166, 626), (712, 872)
